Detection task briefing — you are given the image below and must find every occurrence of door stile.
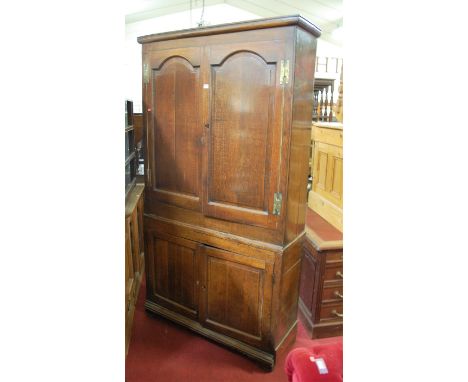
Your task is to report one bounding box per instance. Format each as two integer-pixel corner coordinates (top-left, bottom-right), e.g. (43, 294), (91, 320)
(196, 243), (207, 325)
(200, 45), (211, 218)
(142, 52), (153, 190)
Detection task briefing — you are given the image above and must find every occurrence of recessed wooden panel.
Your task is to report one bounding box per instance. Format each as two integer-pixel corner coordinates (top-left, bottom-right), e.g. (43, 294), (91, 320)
(316, 151), (328, 191)
(330, 157), (343, 202)
(299, 249), (317, 312)
(209, 52), (273, 211)
(149, 52), (202, 211)
(198, 244), (270, 346)
(201, 42), (287, 230)
(206, 256), (263, 337)
(151, 235), (199, 319)
(153, 57), (200, 195)
(310, 126), (343, 229)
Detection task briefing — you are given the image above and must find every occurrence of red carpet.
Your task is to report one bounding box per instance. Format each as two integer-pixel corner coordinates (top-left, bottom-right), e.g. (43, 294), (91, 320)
(126, 276), (340, 382)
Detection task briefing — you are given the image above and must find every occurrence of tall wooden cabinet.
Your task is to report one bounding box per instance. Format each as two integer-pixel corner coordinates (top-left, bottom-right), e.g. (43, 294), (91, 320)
(138, 15), (320, 368)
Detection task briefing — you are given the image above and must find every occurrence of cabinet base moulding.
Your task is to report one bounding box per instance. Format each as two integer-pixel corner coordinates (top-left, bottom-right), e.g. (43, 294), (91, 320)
(298, 296), (343, 339)
(144, 300), (295, 369)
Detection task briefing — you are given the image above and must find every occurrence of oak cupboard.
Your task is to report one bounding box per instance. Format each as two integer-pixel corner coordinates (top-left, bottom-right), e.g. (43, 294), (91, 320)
(138, 15), (320, 368)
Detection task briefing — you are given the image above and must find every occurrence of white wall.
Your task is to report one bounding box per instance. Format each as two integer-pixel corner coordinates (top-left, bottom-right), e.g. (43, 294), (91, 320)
(125, 4), (343, 112)
(317, 38), (343, 58)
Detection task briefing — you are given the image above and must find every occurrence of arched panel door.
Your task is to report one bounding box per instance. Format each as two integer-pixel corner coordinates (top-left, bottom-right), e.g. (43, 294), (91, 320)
(203, 42), (288, 229)
(145, 48), (203, 211)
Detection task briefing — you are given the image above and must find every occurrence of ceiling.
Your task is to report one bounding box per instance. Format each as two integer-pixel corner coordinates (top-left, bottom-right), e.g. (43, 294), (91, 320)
(125, 0), (343, 46)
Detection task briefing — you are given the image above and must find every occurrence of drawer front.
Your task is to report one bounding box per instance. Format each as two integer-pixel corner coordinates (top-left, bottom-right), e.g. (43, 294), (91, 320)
(319, 303), (343, 322)
(321, 285), (343, 303)
(323, 264), (343, 283)
(325, 250), (343, 263)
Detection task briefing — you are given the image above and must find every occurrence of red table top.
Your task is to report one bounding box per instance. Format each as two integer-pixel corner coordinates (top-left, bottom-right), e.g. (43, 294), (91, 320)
(306, 208), (342, 242)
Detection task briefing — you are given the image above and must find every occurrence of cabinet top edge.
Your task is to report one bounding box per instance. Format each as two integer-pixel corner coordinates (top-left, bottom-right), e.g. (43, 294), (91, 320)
(137, 15), (321, 44)
(125, 184), (144, 216)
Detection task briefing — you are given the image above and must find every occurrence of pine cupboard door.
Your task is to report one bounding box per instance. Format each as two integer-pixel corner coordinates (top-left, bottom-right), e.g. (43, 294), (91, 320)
(198, 245), (273, 349)
(145, 231), (201, 320)
(202, 41), (290, 229)
(144, 47), (203, 211)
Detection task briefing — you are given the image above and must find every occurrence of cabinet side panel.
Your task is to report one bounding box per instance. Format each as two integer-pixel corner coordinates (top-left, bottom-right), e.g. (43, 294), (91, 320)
(299, 247), (316, 311)
(285, 28), (317, 243)
(299, 241), (319, 323)
(273, 238), (302, 346)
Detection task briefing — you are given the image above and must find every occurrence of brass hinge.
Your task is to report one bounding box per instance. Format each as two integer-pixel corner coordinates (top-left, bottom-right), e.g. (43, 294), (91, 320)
(272, 192), (282, 215)
(143, 63), (149, 84)
(279, 60), (289, 85)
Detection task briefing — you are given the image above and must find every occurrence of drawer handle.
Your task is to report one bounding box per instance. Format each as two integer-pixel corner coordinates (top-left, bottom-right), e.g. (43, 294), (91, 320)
(332, 310), (343, 318)
(334, 291), (343, 299)
(336, 271), (343, 279)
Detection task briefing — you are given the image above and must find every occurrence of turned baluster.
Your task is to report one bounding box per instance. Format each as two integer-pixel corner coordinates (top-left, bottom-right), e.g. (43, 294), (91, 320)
(323, 86), (329, 122)
(318, 89), (324, 121)
(313, 90), (319, 121)
(328, 85), (335, 122)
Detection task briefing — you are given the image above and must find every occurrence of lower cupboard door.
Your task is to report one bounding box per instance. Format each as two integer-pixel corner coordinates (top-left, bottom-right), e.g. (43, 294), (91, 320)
(199, 245), (273, 349)
(146, 231), (201, 320)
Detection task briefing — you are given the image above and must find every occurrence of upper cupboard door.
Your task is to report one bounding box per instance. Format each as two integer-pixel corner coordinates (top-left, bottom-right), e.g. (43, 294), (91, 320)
(145, 48), (203, 211)
(204, 42), (289, 229)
